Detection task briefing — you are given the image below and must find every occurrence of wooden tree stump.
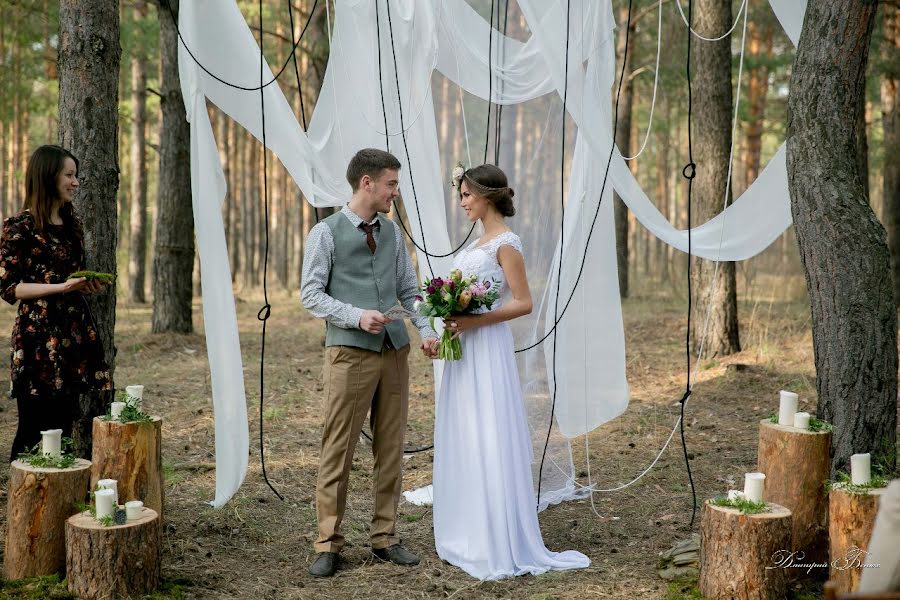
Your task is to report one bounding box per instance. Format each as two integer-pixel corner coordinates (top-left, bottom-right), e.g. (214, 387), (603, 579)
(90, 416), (163, 519)
(66, 508), (160, 599)
(757, 419), (831, 566)
(4, 459), (91, 579)
(828, 486), (886, 593)
(700, 501), (792, 600)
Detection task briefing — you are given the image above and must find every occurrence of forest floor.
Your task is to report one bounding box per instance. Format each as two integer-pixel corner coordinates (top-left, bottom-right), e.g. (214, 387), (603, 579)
(0, 277), (882, 599)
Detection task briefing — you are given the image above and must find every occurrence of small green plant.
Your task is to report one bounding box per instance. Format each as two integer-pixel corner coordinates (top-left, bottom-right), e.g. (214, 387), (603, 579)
(767, 413), (832, 432)
(100, 390), (152, 423)
(710, 495), (769, 515)
(67, 270), (115, 284)
(17, 437), (77, 469)
(825, 470), (888, 495)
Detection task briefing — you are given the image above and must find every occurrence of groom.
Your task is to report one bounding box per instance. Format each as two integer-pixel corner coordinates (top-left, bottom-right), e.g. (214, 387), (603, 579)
(300, 148), (439, 577)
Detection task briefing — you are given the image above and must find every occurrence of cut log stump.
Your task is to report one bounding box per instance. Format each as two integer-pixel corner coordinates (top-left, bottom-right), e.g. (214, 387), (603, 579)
(828, 486), (886, 593)
(65, 507), (160, 599)
(4, 459), (91, 579)
(700, 501), (792, 600)
(757, 419), (831, 566)
(90, 416), (163, 519)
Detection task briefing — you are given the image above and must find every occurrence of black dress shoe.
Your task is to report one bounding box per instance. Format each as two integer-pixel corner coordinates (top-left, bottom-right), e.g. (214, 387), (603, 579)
(309, 552), (339, 577)
(372, 544), (420, 566)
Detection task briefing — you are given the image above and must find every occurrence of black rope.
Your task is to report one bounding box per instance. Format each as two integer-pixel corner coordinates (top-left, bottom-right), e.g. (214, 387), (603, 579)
(287, 0), (310, 130)
(373, 2), (477, 259)
(484, 0), (495, 164)
(493, 0), (510, 164)
(681, 0), (698, 529)
(161, 0), (319, 92)
(536, 0), (574, 510)
(256, 0), (283, 501)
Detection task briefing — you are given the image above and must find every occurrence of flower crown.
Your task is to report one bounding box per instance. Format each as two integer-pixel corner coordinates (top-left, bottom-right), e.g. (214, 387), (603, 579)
(450, 162), (510, 195)
(450, 162), (467, 190)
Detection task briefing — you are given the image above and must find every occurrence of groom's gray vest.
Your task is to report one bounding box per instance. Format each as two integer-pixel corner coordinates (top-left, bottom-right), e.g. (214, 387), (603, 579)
(322, 211), (410, 352)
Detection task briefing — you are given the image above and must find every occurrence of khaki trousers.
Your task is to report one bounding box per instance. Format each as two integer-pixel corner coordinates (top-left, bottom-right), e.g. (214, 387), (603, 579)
(314, 344), (410, 553)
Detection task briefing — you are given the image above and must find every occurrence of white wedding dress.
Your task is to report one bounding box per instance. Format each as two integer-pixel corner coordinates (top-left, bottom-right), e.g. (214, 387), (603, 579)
(432, 230), (590, 580)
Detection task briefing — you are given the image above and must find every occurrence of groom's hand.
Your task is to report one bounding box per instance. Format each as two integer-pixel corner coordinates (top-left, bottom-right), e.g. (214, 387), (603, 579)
(360, 310), (390, 334)
(421, 337), (439, 358)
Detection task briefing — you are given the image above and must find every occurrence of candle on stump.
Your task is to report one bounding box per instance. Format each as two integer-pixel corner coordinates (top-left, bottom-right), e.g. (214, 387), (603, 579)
(727, 490), (745, 501)
(97, 478), (119, 505)
(793, 411), (811, 430)
(94, 488), (116, 520)
(125, 500), (144, 520)
(40, 428), (62, 457)
(850, 453), (871, 485)
(110, 401), (126, 420)
(744, 472), (766, 503)
(125, 384), (144, 408)
(778, 390), (798, 426)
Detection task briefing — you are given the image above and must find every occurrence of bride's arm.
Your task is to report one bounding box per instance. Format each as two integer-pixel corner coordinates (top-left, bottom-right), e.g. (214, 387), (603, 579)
(451, 245), (532, 334)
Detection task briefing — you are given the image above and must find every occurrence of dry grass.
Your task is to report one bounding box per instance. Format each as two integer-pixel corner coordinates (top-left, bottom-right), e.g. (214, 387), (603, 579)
(0, 284), (832, 599)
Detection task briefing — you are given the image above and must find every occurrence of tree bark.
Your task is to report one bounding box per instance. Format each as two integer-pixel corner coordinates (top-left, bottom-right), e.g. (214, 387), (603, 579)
(786, 0), (895, 476)
(689, 0), (740, 357)
(152, 0), (194, 333)
(4, 459), (91, 579)
(743, 17), (773, 189)
(613, 4), (635, 299)
(828, 486), (886, 593)
(882, 3), (900, 306)
(66, 508), (161, 599)
(58, 0), (120, 457)
(699, 501), (791, 600)
(128, 0), (149, 303)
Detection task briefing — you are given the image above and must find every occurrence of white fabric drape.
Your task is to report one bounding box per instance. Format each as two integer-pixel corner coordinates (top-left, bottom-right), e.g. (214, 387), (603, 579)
(178, 0), (805, 507)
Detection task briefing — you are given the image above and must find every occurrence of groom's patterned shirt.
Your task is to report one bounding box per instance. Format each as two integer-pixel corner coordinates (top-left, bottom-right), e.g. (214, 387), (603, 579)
(300, 204), (436, 341)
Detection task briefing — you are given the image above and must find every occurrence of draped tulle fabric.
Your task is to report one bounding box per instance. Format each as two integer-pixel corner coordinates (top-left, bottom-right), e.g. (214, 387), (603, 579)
(177, 0), (806, 507)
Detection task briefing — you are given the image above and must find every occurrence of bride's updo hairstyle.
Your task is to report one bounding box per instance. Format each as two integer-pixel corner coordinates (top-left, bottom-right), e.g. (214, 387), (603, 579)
(461, 164), (516, 218)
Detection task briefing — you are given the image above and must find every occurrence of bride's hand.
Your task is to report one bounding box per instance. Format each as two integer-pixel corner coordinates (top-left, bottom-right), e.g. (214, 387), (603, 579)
(445, 315), (477, 339)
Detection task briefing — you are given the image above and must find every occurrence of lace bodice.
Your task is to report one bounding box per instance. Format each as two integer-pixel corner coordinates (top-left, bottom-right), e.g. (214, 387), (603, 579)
(453, 230), (524, 312)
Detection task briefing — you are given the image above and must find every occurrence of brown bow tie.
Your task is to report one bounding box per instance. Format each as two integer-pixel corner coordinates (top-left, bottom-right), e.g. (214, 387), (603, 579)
(359, 222), (377, 254)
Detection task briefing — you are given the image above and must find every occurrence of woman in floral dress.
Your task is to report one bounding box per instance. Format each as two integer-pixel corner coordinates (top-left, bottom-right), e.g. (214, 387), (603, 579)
(0, 145), (111, 459)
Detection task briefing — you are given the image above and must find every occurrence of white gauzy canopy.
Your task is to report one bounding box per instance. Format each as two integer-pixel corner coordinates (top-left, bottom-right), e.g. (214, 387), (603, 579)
(177, 0), (805, 508)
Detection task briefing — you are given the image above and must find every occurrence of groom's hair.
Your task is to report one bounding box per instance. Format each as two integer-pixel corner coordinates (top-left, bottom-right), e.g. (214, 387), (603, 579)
(346, 148), (402, 191)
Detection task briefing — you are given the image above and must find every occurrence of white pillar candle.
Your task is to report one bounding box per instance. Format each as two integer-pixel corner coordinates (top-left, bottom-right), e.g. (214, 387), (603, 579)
(851, 453), (871, 485)
(744, 472), (766, 503)
(125, 500), (144, 520)
(40, 429), (62, 458)
(94, 488), (116, 520)
(778, 390), (798, 426)
(110, 401), (126, 419)
(97, 479), (119, 506)
(793, 412), (811, 430)
(125, 385), (144, 407)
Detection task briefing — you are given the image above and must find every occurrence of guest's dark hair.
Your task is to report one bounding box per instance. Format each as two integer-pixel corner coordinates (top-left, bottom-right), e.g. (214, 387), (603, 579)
(24, 145), (84, 244)
(346, 148), (402, 192)
(460, 164), (516, 217)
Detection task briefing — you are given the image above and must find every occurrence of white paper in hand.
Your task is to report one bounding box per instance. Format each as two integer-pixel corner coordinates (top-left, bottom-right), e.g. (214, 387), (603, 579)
(383, 304), (417, 320)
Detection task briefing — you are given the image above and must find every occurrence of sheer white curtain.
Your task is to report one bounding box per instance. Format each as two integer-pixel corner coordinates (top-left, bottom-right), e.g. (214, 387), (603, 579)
(178, 0), (804, 508)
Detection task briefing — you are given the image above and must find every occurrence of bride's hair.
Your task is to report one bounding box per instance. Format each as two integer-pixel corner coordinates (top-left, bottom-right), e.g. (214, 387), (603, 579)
(460, 164), (516, 218)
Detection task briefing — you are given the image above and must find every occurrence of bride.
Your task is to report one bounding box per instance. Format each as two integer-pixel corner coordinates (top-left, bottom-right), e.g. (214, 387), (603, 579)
(426, 164), (590, 580)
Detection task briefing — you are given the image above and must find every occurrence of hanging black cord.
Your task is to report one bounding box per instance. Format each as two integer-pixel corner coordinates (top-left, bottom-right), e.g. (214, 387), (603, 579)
(484, 0), (496, 164)
(536, 0), (574, 510)
(680, 0), (698, 529)
(375, 0), (391, 151)
(161, 0), (319, 92)
(255, 0), (283, 501)
(493, 0), (509, 164)
(287, 0), (310, 130)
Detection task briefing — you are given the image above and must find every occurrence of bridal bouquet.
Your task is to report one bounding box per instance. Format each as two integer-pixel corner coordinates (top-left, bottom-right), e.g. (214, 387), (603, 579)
(415, 269), (500, 361)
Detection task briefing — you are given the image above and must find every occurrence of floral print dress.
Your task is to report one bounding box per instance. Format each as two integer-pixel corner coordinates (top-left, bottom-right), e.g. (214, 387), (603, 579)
(0, 211), (111, 407)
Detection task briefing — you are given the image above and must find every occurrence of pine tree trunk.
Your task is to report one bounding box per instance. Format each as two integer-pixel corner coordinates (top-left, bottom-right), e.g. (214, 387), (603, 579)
(128, 0), (149, 303)
(689, 0), (740, 357)
(744, 19), (773, 189)
(786, 0), (896, 475)
(58, 0), (120, 457)
(614, 5), (634, 299)
(882, 4), (900, 306)
(152, 0), (194, 333)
